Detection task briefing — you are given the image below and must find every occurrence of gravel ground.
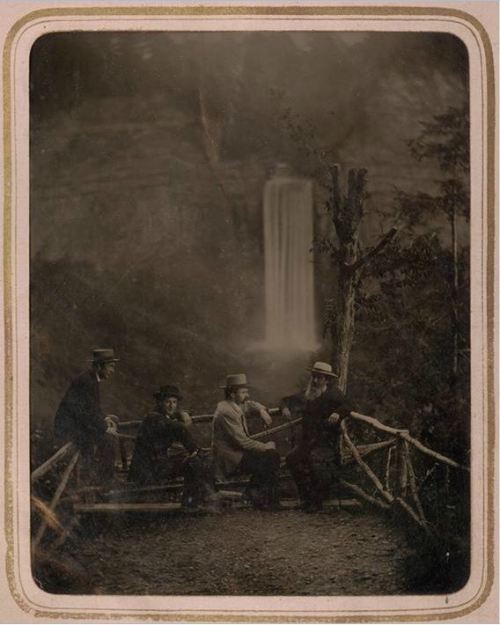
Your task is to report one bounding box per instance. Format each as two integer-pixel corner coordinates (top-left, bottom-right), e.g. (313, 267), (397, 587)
(64, 506), (416, 596)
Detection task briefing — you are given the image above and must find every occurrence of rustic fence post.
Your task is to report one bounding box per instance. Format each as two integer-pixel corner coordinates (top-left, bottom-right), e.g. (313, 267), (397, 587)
(405, 444), (428, 526)
(340, 421), (394, 504)
(119, 437), (128, 471)
(385, 445), (393, 492)
(395, 432), (409, 498)
(445, 464), (450, 502)
(33, 451), (80, 550)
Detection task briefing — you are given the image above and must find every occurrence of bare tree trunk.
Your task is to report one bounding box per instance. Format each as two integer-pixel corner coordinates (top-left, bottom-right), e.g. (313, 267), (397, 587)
(336, 245), (359, 392)
(327, 166), (396, 392)
(329, 167), (365, 392)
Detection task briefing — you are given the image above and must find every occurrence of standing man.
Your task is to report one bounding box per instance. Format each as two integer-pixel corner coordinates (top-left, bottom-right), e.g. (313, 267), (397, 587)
(128, 385), (214, 510)
(53, 348), (120, 485)
(212, 374), (281, 510)
(283, 361), (353, 512)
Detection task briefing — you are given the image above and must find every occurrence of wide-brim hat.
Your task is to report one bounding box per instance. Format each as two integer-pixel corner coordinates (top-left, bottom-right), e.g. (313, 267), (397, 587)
(220, 373), (252, 389)
(308, 361), (338, 378)
(154, 385), (183, 401)
(89, 348), (120, 364)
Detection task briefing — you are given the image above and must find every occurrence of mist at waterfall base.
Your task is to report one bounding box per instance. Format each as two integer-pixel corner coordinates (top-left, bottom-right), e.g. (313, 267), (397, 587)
(29, 31), (468, 433)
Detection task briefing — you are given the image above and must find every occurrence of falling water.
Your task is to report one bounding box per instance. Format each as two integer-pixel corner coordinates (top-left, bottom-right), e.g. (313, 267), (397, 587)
(263, 165), (316, 350)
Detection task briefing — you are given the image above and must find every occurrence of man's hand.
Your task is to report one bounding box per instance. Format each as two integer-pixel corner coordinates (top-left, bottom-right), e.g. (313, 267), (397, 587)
(105, 415), (119, 437)
(105, 415), (118, 435)
(327, 412), (341, 425)
(265, 441), (276, 450)
(178, 411), (193, 427)
(281, 406), (292, 420)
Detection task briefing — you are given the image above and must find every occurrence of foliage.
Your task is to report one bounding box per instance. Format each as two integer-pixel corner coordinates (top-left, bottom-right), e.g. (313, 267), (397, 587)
(408, 106), (470, 175)
(344, 106), (471, 590)
(279, 106), (338, 190)
(398, 105), (469, 225)
(350, 237), (470, 453)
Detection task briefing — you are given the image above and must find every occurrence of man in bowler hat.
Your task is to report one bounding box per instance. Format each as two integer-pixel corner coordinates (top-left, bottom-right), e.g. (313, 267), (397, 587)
(212, 373), (281, 509)
(53, 348), (120, 484)
(128, 385), (214, 510)
(283, 361), (354, 512)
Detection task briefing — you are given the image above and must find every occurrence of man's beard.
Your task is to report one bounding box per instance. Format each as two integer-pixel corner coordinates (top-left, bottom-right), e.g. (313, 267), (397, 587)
(304, 379), (328, 400)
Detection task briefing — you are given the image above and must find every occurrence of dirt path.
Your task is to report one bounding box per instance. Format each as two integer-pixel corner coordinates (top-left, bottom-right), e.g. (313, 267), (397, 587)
(69, 507), (416, 595)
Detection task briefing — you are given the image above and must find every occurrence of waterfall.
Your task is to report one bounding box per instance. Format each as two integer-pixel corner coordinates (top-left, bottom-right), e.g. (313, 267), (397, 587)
(263, 166), (316, 350)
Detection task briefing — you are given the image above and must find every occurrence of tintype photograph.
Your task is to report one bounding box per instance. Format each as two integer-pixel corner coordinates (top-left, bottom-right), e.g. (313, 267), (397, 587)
(28, 26), (474, 601)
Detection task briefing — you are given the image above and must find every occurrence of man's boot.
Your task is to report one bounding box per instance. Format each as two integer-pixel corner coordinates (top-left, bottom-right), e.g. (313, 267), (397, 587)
(245, 486), (269, 509)
(267, 485), (284, 511)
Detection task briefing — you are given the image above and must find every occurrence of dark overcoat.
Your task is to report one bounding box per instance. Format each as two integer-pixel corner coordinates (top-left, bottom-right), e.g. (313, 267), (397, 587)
(54, 370), (107, 448)
(284, 386), (353, 453)
(128, 411), (198, 484)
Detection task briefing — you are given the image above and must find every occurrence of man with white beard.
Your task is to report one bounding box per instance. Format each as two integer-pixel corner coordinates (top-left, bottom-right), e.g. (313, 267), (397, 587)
(282, 361), (353, 512)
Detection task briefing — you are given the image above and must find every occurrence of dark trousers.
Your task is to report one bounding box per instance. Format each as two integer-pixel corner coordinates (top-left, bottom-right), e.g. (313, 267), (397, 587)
(181, 451), (216, 508)
(286, 444), (340, 508)
(129, 448), (215, 508)
(238, 449), (281, 507)
(80, 432), (118, 485)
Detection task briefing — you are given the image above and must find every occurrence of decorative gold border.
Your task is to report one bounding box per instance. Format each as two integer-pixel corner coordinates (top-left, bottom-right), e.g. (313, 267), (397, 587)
(3, 4), (496, 622)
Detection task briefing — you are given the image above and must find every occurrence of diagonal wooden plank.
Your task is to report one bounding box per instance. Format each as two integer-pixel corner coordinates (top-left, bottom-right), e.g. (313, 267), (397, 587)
(338, 478), (390, 510)
(31, 442), (74, 484)
(33, 451), (80, 549)
(340, 421), (394, 504)
(384, 445), (393, 491)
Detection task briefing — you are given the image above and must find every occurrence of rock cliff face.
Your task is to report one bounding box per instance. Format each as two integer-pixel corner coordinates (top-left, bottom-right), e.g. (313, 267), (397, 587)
(30, 31), (468, 431)
(31, 90), (271, 426)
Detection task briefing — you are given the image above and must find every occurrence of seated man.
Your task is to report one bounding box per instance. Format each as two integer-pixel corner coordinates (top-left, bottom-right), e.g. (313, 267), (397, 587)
(53, 348), (120, 485)
(212, 373), (281, 510)
(283, 361), (354, 512)
(128, 385), (213, 509)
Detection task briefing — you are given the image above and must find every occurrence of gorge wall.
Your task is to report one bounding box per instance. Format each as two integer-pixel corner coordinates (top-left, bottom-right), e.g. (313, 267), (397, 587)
(30, 31), (468, 431)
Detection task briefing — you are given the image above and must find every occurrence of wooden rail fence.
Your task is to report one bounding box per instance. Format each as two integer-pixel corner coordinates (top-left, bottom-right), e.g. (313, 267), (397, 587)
(31, 408), (469, 549)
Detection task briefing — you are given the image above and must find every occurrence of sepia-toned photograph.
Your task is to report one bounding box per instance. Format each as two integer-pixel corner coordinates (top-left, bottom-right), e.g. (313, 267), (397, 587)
(28, 27), (474, 600)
